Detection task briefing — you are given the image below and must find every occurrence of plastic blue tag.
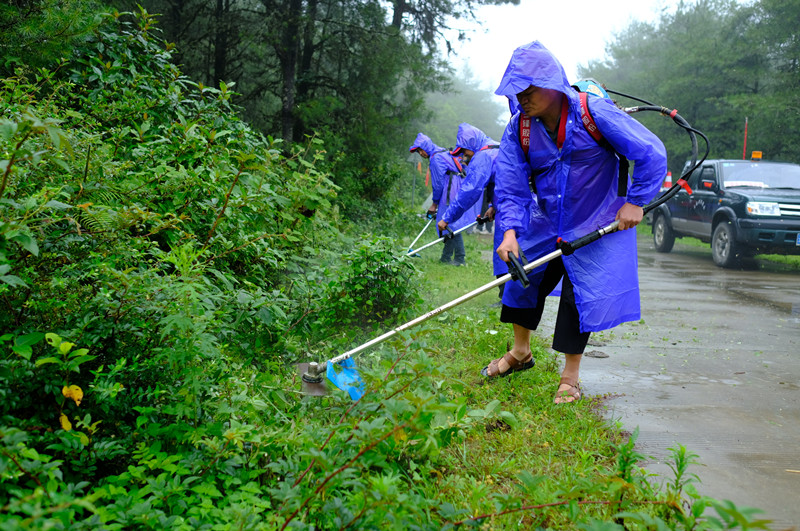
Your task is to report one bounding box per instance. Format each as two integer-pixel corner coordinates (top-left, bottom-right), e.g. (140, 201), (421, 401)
(326, 357), (365, 401)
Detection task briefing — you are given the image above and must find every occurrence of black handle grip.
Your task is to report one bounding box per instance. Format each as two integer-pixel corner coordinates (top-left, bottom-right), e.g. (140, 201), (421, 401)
(476, 215), (491, 226)
(507, 252), (529, 288)
(441, 226), (455, 240)
(557, 221), (619, 255)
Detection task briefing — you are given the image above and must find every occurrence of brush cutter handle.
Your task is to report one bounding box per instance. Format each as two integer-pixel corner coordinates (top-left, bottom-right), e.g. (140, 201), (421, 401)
(507, 252), (530, 288)
(557, 220), (620, 255)
(441, 226), (455, 240)
(476, 214), (491, 226)
(324, 246), (565, 367)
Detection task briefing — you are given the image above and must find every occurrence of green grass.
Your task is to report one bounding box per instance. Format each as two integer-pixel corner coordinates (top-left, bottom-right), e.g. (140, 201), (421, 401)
(391, 231), (667, 526)
(299, 227), (772, 528)
(367, 229), (773, 528)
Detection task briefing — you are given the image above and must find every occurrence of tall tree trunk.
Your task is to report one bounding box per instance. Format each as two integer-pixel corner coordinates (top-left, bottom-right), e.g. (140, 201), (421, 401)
(294, 0), (317, 138)
(213, 0), (229, 87)
(281, 0), (303, 143)
(391, 0), (405, 29)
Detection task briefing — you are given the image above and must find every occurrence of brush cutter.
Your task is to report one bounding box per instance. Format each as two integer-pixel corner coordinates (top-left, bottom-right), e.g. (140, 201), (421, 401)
(406, 214), (435, 256)
(405, 215), (491, 257)
(301, 217), (646, 396)
(301, 95), (709, 398)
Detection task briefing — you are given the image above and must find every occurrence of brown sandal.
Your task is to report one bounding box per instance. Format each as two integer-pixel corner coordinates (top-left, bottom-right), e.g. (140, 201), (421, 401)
(480, 352), (534, 379)
(554, 376), (582, 403)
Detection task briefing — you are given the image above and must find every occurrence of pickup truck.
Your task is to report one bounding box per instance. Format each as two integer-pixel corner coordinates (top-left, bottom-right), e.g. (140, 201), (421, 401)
(650, 158), (800, 267)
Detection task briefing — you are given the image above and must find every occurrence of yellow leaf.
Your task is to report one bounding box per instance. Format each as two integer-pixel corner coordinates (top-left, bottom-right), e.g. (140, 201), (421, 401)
(59, 341), (75, 355)
(393, 428), (408, 443)
(62, 385), (83, 406)
(60, 414), (72, 431)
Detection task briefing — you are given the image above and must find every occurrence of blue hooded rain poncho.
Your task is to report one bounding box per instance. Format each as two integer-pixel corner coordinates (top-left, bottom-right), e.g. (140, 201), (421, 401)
(409, 133), (478, 233)
(442, 123), (503, 272)
(494, 41), (667, 332)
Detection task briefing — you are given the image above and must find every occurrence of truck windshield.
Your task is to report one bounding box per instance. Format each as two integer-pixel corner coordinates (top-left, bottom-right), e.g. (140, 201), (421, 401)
(721, 162), (800, 189)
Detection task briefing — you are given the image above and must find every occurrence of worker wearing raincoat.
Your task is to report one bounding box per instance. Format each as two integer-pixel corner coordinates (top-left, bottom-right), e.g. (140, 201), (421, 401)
(409, 133), (479, 265)
(487, 41), (667, 403)
(438, 123), (500, 272)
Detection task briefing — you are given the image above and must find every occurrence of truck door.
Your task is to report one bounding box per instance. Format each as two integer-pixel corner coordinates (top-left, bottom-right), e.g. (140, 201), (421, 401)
(671, 164), (703, 235)
(685, 165), (719, 237)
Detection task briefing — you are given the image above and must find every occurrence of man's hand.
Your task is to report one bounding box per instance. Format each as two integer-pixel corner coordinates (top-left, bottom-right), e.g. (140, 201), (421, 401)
(495, 230), (519, 262)
(437, 220), (449, 232)
(426, 204), (438, 219)
(482, 206), (496, 220)
(615, 202), (644, 230)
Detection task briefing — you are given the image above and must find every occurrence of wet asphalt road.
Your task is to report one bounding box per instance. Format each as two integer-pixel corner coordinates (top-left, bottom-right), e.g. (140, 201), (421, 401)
(569, 234), (800, 529)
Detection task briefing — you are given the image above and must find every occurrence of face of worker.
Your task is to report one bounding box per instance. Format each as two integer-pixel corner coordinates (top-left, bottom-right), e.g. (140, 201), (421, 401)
(415, 149), (429, 159)
(460, 149), (475, 164)
(515, 85), (562, 118)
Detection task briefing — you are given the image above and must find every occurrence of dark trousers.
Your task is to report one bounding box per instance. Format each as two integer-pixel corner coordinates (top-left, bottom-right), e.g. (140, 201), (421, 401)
(500, 257), (591, 354)
(440, 233), (465, 264)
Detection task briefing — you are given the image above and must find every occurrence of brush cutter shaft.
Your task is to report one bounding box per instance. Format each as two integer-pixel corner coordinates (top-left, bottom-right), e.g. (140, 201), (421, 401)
(327, 247), (564, 367)
(407, 221), (478, 255)
(327, 220), (621, 367)
(407, 218), (434, 251)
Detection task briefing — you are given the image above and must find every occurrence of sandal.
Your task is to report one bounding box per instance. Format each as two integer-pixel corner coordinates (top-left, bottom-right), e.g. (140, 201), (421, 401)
(554, 376), (582, 404)
(480, 352), (535, 379)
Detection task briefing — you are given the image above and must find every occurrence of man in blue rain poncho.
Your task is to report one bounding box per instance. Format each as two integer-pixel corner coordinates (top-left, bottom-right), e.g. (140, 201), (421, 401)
(409, 133), (481, 265)
(437, 123), (497, 271)
(488, 41), (667, 403)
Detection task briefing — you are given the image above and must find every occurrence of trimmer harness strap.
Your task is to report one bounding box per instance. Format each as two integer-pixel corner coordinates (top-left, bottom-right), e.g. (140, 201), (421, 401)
(520, 92), (629, 197)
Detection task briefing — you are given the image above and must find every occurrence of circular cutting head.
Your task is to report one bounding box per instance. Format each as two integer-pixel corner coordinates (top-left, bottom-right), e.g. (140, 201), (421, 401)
(295, 362), (328, 396)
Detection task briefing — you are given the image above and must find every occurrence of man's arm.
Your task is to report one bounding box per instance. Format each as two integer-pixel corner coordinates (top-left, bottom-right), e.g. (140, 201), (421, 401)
(590, 98), (668, 210)
(442, 152), (492, 225)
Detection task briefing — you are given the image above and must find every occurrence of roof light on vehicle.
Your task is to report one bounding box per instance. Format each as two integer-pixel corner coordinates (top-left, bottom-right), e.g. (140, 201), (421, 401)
(746, 201), (780, 216)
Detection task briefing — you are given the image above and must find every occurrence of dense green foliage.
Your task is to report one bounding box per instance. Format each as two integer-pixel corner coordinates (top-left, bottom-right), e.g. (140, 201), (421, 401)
(582, 0), (800, 173)
(0, 1), (787, 529)
(0, 0), (105, 75)
(99, 0), (516, 219)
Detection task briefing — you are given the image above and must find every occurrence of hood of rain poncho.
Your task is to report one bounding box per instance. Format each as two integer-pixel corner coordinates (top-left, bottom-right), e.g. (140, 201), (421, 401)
(409, 132), (437, 155)
(452, 123), (492, 154)
(494, 41), (573, 114)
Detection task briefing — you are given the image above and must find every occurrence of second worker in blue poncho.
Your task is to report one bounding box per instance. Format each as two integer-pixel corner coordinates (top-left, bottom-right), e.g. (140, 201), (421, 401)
(488, 41), (668, 403)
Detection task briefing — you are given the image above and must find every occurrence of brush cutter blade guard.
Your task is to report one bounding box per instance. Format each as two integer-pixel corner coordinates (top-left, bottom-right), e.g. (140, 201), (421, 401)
(296, 362), (328, 396)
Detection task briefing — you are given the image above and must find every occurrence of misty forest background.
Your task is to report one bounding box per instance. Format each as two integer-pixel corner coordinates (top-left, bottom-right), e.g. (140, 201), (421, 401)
(1, 0), (798, 528)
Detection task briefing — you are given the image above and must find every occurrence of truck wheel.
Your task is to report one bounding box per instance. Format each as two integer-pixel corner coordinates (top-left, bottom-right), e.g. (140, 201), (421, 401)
(653, 215), (675, 253)
(711, 221), (738, 268)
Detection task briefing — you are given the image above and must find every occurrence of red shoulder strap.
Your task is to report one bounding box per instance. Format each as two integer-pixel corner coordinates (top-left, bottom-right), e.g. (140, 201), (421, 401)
(519, 115), (531, 156)
(451, 155), (464, 174)
(580, 92), (603, 142)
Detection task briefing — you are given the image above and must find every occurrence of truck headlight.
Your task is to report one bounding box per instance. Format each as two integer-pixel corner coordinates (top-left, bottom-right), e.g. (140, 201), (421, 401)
(746, 201), (781, 216)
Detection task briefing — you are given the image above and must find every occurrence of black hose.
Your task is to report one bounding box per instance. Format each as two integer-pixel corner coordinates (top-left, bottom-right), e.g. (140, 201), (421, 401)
(616, 100), (710, 215)
(557, 91), (711, 256)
